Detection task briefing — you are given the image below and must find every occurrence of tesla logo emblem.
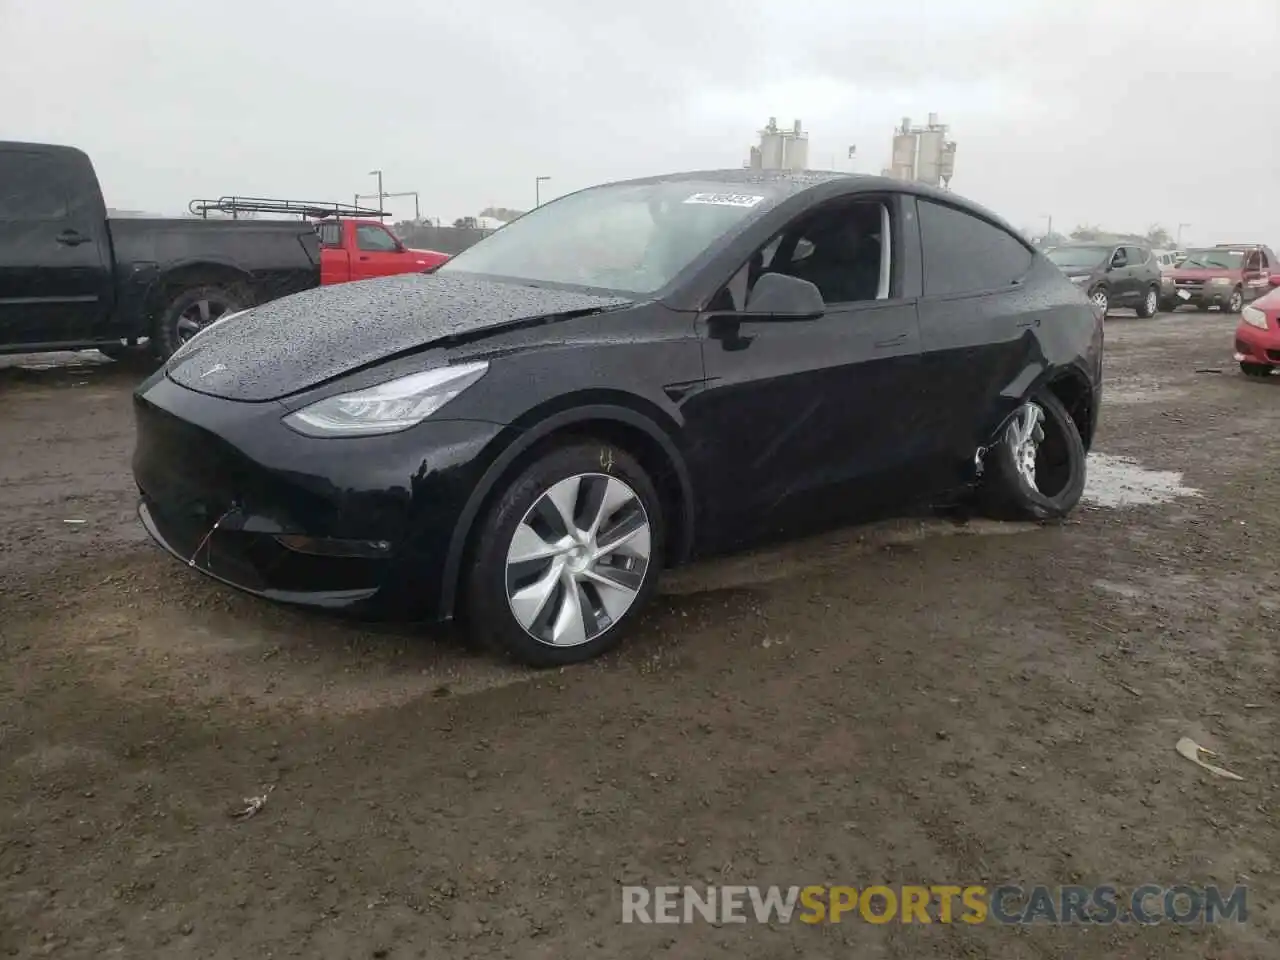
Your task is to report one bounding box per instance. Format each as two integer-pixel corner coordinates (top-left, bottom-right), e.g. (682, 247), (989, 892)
(200, 363), (227, 378)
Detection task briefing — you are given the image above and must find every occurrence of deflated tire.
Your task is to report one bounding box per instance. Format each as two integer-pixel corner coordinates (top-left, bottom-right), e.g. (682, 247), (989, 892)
(981, 390), (1086, 521)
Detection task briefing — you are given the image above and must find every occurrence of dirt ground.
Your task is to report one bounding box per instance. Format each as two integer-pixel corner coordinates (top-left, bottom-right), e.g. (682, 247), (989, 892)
(1, 310), (1277, 959)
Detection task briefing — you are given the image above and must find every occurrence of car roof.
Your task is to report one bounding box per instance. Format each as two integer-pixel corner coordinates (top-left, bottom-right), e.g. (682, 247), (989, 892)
(576, 168), (1024, 237)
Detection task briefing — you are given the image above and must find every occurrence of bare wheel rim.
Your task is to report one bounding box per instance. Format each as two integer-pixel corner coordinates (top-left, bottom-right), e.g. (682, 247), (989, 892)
(175, 297), (235, 344)
(1145, 289), (1158, 315)
(1229, 290), (1243, 312)
(505, 472), (651, 648)
(1008, 402), (1046, 492)
(1090, 288), (1108, 313)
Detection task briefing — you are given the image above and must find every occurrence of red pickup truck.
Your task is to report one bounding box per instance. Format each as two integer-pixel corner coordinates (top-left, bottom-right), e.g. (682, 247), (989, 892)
(315, 218), (449, 285)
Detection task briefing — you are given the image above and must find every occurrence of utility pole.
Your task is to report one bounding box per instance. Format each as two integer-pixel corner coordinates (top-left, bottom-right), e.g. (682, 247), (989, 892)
(356, 191), (420, 221)
(535, 175), (551, 207)
(1041, 213), (1053, 242)
(368, 170), (385, 220)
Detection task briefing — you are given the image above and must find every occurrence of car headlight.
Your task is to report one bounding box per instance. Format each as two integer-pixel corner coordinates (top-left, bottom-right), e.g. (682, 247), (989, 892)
(1210, 277), (1232, 285)
(283, 361), (489, 437)
(1241, 305), (1269, 330)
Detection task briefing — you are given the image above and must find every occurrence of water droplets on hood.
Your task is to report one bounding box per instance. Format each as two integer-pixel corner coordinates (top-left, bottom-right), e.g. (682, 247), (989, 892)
(164, 273), (632, 403)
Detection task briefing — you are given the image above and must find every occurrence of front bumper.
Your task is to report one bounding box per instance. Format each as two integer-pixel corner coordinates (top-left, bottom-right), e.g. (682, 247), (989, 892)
(1234, 320), (1280, 368)
(132, 373), (505, 619)
(1161, 278), (1237, 308)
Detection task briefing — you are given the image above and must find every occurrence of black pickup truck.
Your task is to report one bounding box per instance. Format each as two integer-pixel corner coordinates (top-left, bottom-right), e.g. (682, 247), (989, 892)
(0, 141), (320, 361)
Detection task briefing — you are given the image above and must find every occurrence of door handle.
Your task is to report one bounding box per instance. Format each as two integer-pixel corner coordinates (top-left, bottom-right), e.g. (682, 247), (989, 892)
(56, 231), (89, 246)
(359, 255), (370, 261)
(873, 333), (907, 349)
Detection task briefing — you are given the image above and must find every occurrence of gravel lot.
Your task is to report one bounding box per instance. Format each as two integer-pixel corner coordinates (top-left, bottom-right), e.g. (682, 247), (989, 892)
(1, 310), (1277, 959)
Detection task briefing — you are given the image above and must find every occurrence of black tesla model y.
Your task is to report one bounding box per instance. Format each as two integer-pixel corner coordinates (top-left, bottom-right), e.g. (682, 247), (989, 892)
(132, 170), (1103, 666)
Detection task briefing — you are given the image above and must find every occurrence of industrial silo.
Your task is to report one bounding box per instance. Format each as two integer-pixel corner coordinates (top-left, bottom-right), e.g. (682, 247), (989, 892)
(890, 131), (917, 181)
(915, 128), (945, 186)
(783, 119), (809, 171)
(938, 141), (957, 188)
(759, 119), (786, 169)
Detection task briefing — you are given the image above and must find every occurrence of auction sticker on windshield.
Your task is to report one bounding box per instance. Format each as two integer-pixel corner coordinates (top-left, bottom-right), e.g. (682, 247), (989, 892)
(683, 193), (766, 207)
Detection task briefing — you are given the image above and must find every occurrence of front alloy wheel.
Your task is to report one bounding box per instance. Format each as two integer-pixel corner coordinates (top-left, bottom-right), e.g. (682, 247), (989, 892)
(1089, 287), (1109, 317)
(464, 442), (665, 666)
(1137, 287), (1158, 318)
(1227, 288), (1244, 314)
(505, 473), (651, 648)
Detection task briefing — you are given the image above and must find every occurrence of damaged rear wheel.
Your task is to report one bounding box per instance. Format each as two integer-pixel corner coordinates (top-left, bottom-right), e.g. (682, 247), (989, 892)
(980, 390), (1086, 521)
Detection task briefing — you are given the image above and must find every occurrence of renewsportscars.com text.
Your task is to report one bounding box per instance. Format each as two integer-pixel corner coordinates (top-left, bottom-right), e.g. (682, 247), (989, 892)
(621, 884), (1247, 926)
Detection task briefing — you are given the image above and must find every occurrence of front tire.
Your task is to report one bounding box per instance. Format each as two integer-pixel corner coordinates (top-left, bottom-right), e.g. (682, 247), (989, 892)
(152, 283), (248, 360)
(1225, 287), (1244, 315)
(1088, 285), (1109, 317)
(463, 442), (665, 666)
(981, 390), (1087, 522)
(1136, 285), (1159, 318)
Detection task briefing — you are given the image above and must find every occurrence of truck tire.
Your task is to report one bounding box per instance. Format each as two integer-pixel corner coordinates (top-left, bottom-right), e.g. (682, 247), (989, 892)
(153, 283), (248, 360)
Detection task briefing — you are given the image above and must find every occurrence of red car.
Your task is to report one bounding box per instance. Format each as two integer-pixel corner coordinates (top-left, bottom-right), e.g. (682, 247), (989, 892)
(316, 218), (450, 285)
(1161, 243), (1276, 314)
(1234, 278), (1280, 377)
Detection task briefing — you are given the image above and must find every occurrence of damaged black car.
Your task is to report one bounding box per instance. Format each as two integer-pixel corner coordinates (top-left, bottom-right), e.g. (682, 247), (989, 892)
(132, 169), (1103, 666)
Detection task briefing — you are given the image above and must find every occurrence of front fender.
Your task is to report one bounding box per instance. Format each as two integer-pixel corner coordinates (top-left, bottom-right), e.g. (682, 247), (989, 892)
(436, 403), (696, 620)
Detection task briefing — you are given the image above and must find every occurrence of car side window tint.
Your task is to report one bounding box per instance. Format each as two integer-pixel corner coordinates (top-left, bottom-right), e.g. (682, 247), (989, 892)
(317, 222), (342, 247)
(0, 151), (70, 220)
(918, 199), (1032, 297)
(356, 224), (399, 252)
(765, 200), (890, 305)
(1125, 246), (1146, 265)
(1245, 250), (1261, 271)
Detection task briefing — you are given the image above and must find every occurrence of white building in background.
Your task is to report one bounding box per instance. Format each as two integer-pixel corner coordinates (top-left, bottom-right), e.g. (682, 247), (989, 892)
(745, 118), (809, 172)
(880, 114), (957, 189)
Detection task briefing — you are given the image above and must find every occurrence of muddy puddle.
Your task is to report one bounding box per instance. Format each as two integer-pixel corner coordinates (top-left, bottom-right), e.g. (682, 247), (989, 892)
(1082, 452), (1201, 507)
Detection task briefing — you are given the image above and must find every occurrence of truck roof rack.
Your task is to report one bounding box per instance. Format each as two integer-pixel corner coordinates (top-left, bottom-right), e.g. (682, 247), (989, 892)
(188, 196), (388, 220)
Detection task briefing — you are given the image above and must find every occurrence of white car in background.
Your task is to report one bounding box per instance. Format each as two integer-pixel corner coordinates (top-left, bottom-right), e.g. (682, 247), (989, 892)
(1153, 249), (1185, 270)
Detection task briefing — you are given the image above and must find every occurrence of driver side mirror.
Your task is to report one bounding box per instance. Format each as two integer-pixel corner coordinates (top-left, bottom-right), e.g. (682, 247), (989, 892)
(743, 273), (826, 319)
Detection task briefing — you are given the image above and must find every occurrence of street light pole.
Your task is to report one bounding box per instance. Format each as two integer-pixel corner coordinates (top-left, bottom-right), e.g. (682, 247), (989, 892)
(535, 175), (551, 208)
(368, 169), (384, 220)
(1040, 213), (1053, 243)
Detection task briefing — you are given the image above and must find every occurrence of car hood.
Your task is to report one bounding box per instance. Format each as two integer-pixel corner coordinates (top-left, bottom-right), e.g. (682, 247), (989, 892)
(1168, 267), (1238, 280)
(164, 272), (632, 402)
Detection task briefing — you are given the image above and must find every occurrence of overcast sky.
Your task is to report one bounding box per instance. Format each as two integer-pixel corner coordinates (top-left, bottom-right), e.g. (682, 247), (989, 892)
(2, 0), (1277, 242)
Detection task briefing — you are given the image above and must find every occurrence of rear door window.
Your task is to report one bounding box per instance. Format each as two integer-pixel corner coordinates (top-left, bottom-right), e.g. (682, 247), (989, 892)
(917, 199), (1033, 297)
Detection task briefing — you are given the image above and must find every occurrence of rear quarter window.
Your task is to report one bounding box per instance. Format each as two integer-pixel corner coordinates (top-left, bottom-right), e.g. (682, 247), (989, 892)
(917, 198), (1033, 297)
(317, 222), (342, 247)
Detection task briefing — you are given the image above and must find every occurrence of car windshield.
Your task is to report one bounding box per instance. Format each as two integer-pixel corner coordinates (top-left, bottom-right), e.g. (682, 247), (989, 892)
(437, 181), (783, 294)
(1045, 245), (1109, 270)
(1179, 248), (1244, 269)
